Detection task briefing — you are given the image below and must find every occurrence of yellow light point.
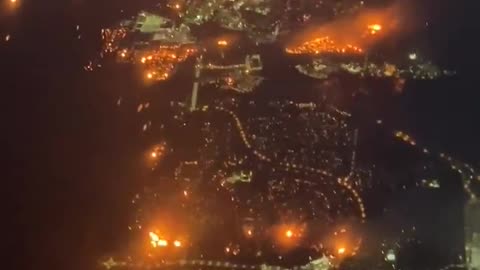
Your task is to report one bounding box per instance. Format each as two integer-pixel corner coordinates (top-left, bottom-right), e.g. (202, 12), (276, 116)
(338, 247), (346, 254)
(147, 55), (153, 60)
(247, 230), (253, 236)
(121, 52), (126, 58)
(173, 240), (182, 247)
(147, 73), (153, 79)
(286, 230), (293, 238)
(175, 4), (180, 9)
(369, 24), (382, 31)
(368, 24), (382, 35)
(183, 190), (188, 197)
(11, 0), (16, 3)
(151, 151), (157, 158)
(141, 57), (146, 64)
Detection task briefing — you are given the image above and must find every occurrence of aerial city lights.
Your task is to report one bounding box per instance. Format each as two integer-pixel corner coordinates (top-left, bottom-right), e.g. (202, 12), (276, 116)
(87, 1), (475, 270)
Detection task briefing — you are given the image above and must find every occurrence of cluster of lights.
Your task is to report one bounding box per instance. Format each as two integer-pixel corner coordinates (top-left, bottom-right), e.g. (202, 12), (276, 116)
(139, 46), (197, 81)
(149, 232), (182, 248)
(393, 130), (477, 199)
(207, 105), (367, 222)
(101, 28), (127, 54)
(338, 177), (366, 221)
(394, 131), (416, 146)
(150, 143), (167, 159)
(213, 106), (334, 177)
(286, 36), (363, 55)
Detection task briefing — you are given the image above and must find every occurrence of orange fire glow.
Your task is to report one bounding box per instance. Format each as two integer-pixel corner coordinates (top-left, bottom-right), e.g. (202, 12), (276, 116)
(369, 24), (382, 31)
(286, 36), (364, 55)
(149, 232), (168, 248)
(368, 24), (382, 34)
(286, 2), (409, 55)
(273, 223), (306, 249)
(149, 143), (167, 161)
(138, 45), (196, 81)
(217, 40), (228, 46)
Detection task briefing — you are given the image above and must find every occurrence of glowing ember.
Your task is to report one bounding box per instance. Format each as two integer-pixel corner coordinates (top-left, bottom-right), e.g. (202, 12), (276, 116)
(173, 240), (182, 247)
(368, 24), (382, 34)
(285, 230), (293, 238)
(217, 40), (228, 46)
(369, 24), (382, 31)
(338, 247), (346, 254)
(286, 36), (363, 55)
(149, 143), (167, 160)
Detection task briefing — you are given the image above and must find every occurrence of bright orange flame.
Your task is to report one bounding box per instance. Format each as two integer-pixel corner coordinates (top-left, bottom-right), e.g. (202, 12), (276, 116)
(285, 230), (293, 238)
(173, 240), (182, 247)
(369, 24), (382, 31)
(158, 239), (168, 247)
(368, 24), (382, 35)
(338, 247), (346, 254)
(151, 152), (157, 158)
(149, 232), (168, 247)
(286, 36), (363, 55)
(147, 73), (153, 79)
(149, 232), (159, 241)
(217, 40), (228, 46)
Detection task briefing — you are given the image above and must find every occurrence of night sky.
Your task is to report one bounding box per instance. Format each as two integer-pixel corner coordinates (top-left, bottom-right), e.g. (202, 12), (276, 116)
(3, 0), (480, 269)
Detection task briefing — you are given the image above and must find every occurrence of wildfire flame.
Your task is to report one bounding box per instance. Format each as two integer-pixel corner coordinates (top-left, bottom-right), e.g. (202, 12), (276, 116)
(286, 36), (363, 55)
(286, 2), (409, 55)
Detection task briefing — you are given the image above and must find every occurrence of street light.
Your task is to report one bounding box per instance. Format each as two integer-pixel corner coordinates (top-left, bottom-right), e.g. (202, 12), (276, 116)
(386, 249), (396, 262)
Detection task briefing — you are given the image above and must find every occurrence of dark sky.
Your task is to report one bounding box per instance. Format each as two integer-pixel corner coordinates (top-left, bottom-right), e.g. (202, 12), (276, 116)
(3, 0), (480, 269)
